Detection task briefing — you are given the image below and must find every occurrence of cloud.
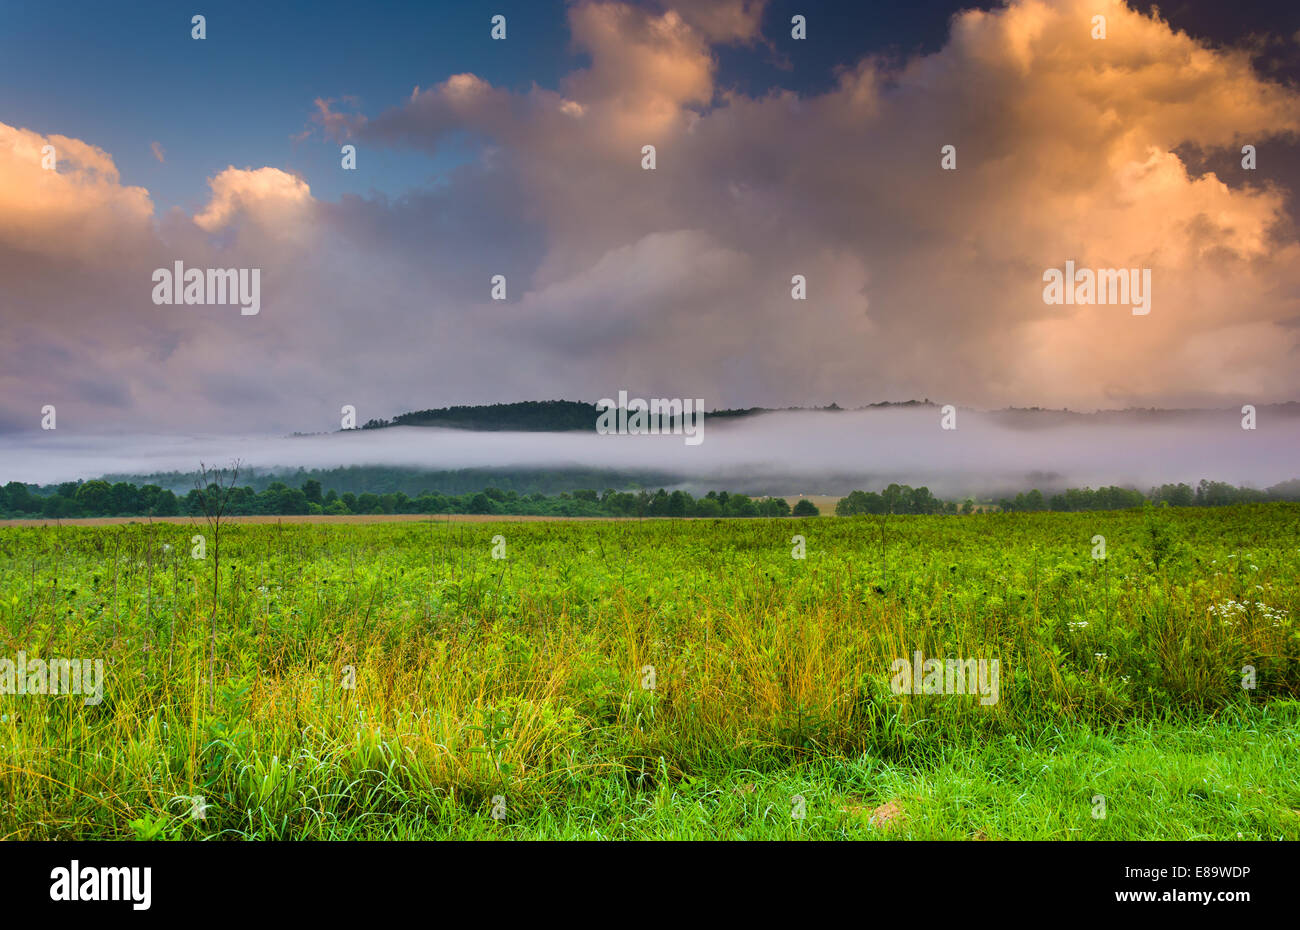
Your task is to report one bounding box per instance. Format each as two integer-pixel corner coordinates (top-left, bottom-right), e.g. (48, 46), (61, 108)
(192, 166), (314, 233)
(3, 0), (1300, 445)
(647, 0), (768, 44)
(358, 0), (1300, 411)
(0, 122), (154, 265)
(150, 141), (165, 163)
(304, 96), (367, 143)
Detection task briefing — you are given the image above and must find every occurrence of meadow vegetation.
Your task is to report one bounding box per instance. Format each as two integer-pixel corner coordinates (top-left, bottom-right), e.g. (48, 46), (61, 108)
(1, 505), (1296, 839)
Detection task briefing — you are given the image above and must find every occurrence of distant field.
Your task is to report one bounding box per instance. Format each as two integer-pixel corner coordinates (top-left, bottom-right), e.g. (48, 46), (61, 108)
(0, 512), (620, 527)
(0, 503), (841, 527)
(779, 494), (841, 514)
(1, 505), (1296, 839)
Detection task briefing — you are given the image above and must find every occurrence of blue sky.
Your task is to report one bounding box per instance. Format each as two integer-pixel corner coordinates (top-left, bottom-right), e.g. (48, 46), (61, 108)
(1, 1), (572, 210)
(0, 0), (1013, 211)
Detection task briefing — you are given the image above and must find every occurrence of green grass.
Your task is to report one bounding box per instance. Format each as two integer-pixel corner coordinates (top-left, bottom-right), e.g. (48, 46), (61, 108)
(0, 505), (1297, 839)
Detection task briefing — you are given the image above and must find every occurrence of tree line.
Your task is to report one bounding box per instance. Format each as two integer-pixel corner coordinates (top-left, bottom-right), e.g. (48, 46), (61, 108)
(3, 476), (1295, 520)
(102, 464), (681, 498)
(0, 479), (818, 519)
(834, 479), (1300, 515)
(996, 479), (1300, 512)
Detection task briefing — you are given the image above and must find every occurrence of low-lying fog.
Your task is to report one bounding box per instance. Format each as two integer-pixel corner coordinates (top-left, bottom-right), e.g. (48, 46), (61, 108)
(2, 405), (1297, 498)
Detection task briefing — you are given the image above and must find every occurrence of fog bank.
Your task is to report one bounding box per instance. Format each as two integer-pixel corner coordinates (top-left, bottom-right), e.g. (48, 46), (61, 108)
(3, 405), (1296, 499)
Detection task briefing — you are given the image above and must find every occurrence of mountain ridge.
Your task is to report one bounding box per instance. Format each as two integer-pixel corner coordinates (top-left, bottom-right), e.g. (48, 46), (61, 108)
(345, 399), (1300, 433)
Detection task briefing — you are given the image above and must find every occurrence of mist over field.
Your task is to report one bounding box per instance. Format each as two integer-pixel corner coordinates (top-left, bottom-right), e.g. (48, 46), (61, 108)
(4, 404), (1296, 499)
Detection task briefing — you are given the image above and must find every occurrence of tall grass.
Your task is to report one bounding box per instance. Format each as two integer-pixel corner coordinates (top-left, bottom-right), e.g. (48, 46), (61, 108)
(1, 505), (1296, 839)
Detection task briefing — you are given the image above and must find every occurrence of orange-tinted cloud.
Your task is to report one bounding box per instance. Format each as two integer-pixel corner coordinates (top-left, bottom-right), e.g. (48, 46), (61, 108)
(3, 0), (1300, 437)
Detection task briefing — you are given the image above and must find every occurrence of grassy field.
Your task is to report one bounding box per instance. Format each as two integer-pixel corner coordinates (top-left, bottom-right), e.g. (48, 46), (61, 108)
(1, 505), (1297, 839)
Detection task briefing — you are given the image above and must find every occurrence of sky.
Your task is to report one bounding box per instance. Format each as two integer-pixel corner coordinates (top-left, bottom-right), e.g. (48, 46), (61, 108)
(2, 0), (1300, 439)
